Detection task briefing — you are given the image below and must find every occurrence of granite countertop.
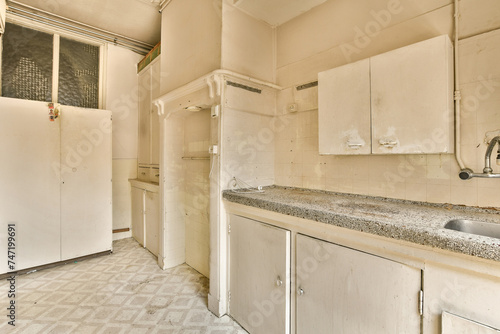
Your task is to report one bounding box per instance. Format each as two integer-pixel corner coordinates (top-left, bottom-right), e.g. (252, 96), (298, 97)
(222, 186), (500, 262)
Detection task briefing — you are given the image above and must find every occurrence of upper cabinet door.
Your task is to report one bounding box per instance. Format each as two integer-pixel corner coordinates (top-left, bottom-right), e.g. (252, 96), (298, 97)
(318, 58), (371, 155)
(370, 35), (454, 154)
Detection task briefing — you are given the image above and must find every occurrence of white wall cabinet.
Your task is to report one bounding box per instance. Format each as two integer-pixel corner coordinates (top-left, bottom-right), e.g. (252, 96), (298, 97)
(229, 215), (291, 334)
(319, 35), (454, 155)
(318, 58), (371, 155)
(295, 234), (421, 334)
(130, 180), (159, 257)
(138, 59), (161, 170)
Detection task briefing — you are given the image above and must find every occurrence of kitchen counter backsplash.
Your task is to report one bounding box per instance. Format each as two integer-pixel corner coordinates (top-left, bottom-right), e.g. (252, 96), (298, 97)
(223, 186), (500, 262)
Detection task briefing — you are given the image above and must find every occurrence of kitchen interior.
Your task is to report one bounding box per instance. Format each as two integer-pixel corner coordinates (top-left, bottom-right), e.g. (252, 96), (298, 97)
(1, 0), (500, 333)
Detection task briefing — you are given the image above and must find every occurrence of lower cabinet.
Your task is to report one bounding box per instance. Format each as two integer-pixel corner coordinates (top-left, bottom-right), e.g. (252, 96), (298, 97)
(424, 263), (500, 333)
(227, 216), (422, 334)
(130, 181), (159, 257)
(295, 234), (422, 334)
(229, 215), (291, 334)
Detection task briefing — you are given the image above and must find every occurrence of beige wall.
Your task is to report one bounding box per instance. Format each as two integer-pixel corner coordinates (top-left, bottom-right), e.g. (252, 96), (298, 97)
(105, 44), (142, 232)
(221, 2), (276, 83)
(274, 0), (500, 208)
(160, 0), (222, 94)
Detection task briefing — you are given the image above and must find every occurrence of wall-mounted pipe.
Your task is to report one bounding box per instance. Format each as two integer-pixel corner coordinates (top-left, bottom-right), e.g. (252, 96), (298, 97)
(453, 0), (465, 171)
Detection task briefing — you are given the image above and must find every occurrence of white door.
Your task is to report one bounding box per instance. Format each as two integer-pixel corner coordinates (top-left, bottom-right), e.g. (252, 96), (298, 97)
(370, 35), (454, 154)
(229, 215), (290, 334)
(138, 68), (152, 165)
(131, 187), (145, 246)
(60, 106), (112, 260)
(296, 234), (421, 334)
(151, 61), (161, 165)
(145, 190), (159, 256)
(0, 98), (61, 273)
(318, 58), (371, 155)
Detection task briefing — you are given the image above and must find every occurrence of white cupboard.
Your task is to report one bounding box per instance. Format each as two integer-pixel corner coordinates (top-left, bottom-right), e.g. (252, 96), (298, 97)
(318, 58), (371, 155)
(424, 263), (500, 333)
(138, 58), (161, 170)
(319, 35), (454, 155)
(229, 215), (291, 334)
(60, 106), (112, 260)
(295, 234), (422, 334)
(130, 180), (159, 257)
(0, 97), (112, 274)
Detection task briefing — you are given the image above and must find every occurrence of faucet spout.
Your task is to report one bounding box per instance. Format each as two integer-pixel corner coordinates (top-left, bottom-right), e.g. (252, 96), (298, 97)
(483, 136), (500, 173)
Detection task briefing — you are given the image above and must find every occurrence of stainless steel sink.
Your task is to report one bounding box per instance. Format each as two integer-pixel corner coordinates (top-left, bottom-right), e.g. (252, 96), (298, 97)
(444, 219), (500, 239)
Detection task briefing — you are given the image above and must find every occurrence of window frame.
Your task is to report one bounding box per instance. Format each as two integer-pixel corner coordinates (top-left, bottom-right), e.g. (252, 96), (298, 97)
(0, 15), (107, 109)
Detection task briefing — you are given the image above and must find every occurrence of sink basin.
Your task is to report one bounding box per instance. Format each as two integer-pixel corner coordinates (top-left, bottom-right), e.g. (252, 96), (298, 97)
(444, 219), (500, 239)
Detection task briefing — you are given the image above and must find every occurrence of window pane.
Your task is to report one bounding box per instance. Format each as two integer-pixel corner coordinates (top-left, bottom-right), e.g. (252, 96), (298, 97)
(1, 23), (53, 102)
(58, 37), (99, 109)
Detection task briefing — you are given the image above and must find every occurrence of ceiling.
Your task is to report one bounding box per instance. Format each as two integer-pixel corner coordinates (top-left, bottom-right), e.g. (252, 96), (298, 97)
(232, 0), (327, 26)
(8, 0), (328, 50)
(11, 0), (162, 45)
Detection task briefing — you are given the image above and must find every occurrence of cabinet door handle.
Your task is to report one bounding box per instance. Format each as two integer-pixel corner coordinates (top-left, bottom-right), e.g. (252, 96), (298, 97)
(378, 139), (398, 148)
(154, 174), (159, 177)
(276, 276), (283, 287)
(297, 287), (304, 296)
(347, 142), (363, 149)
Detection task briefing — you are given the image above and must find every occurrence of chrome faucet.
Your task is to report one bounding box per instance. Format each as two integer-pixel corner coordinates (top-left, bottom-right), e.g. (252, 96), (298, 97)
(459, 136), (500, 180)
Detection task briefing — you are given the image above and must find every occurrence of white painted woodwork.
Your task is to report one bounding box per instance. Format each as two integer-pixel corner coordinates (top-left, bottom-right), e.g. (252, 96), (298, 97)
(370, 35), (454, 154)
(229, 215), (291, 334)
(295, 234), (421, 333)
(138, 67), (152, 166)
(130, 180), (159, 257)
(145, 190), (159, 256)
(442, 312), (500, 334)
(0, 98), (61, 272)
(0, 98), (112, 273)
(60, 106), (112, 260)
(131, 187), (145, 246)
(318, 35), (454, 155)
(151, 60), (161, 165)
(318, 58), (371, 155)
(224, 201), (500, 334)
(424, 263), (500, 333)
(138, 59), (161, 168)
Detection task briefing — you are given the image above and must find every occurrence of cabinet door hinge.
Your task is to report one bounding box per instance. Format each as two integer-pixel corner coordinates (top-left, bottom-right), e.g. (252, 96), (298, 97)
(228, 290), (231, 303)
(228, 224), (231, 234)
(418, 290), (424, 316)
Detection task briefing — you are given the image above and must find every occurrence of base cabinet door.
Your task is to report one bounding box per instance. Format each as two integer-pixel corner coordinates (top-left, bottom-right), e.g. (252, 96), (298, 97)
(229, 215), (290, 334)
(145, 190), (159, 256)
(295, 234), (421, 334)
(424, 264), (500, 334)
(131, 187), (145, 246)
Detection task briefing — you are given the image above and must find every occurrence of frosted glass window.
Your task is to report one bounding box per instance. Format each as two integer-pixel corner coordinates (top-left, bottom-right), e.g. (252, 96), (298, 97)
(58, 37), (99, 109)
(1, 23), (53, 102)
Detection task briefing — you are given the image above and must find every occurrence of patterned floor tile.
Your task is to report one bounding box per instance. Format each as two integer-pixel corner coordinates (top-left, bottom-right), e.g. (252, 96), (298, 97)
(0, 238), (246, 334)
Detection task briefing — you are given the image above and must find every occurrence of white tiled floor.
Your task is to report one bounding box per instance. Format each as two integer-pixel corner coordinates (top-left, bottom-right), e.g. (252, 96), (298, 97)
(0, 238), (247, 334)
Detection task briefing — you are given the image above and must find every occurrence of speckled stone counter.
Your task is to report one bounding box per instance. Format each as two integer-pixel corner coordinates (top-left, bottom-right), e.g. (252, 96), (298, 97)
(223, 186), (500, 262)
